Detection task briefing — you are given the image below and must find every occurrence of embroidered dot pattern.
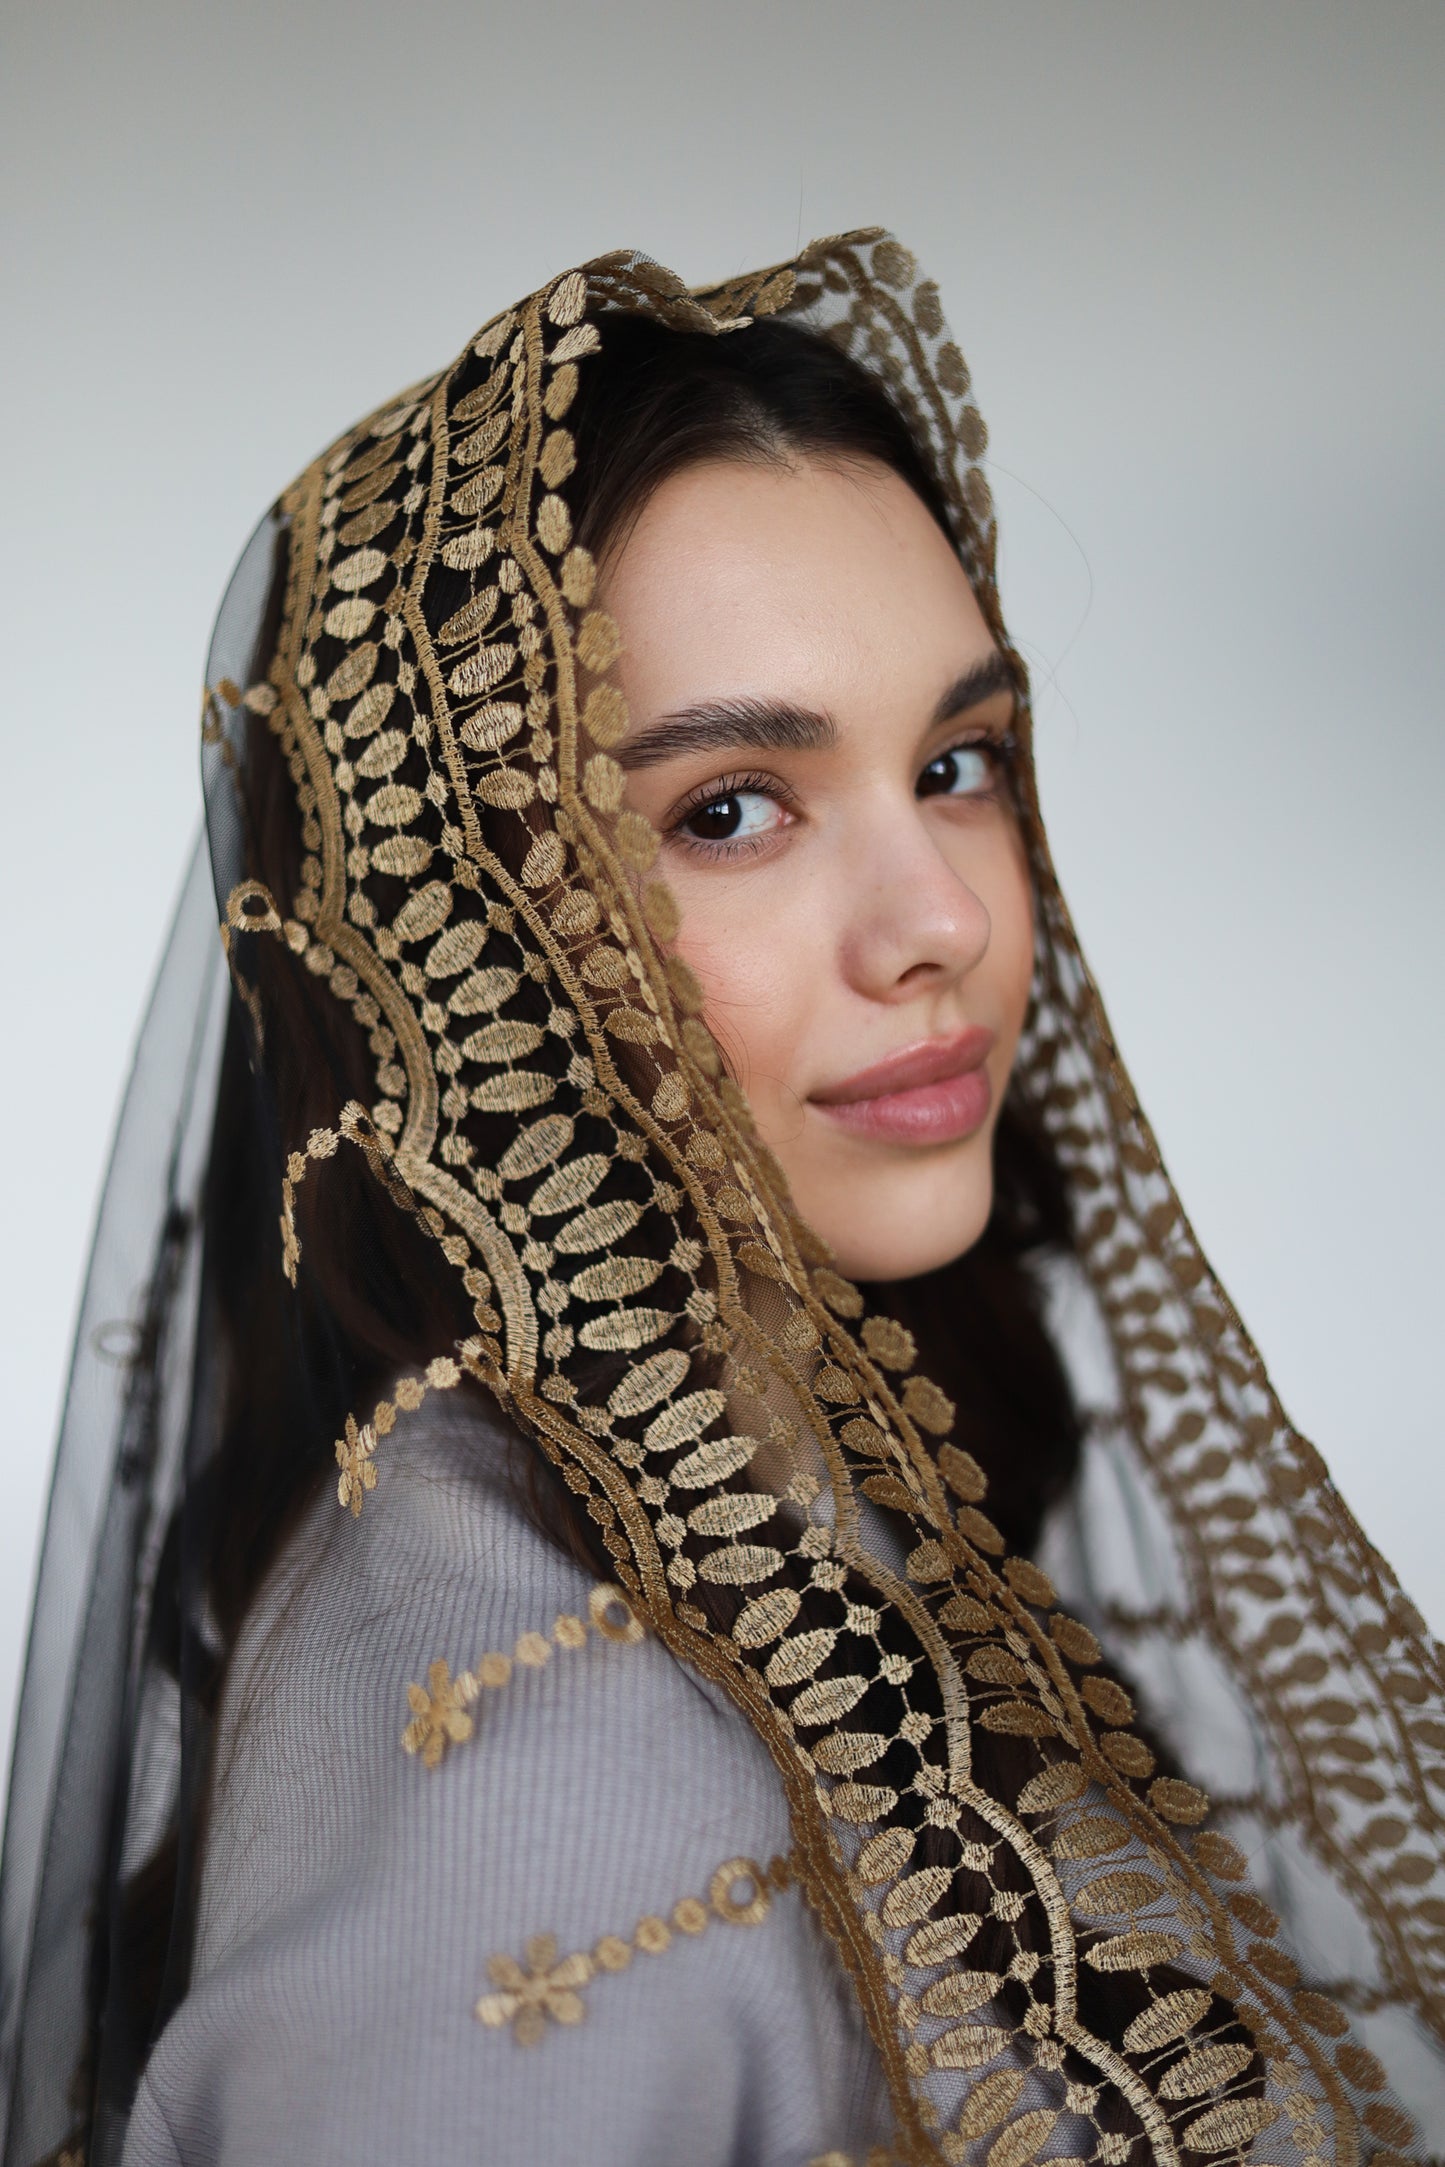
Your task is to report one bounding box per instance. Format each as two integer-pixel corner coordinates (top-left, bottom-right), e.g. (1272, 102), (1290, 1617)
(476, 1855), (791, 2044)
(402, 1584), (645, 1767)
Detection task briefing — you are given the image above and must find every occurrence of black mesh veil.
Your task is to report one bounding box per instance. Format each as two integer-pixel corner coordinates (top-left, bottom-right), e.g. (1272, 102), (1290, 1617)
(0, 507), (291, 2166)
(0, 838), (228, 2165)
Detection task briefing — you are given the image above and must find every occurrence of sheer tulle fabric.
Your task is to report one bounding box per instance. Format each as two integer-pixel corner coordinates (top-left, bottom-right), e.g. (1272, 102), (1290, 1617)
(2, 231), (1442, 2167)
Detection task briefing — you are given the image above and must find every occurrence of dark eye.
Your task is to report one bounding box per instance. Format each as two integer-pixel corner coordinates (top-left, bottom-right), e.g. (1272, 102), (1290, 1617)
(917, 743), (994, 800)
(687, 795), (744, 839)
(680, 789), (782, 844)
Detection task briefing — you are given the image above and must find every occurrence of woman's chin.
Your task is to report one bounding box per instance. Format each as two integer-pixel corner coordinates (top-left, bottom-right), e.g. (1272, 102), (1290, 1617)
(804, 1174), (994, 1286)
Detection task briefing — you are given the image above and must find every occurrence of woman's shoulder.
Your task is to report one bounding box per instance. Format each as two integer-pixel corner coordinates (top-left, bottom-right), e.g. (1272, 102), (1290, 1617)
(126, 1386), (887, 2166)
(194, 1382), (793, 1956)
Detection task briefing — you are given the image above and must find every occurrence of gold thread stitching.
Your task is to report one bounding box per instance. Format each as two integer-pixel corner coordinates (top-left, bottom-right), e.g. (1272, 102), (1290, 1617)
(401, 1583), (645, 1766)
(475, 1852), (790, 2044)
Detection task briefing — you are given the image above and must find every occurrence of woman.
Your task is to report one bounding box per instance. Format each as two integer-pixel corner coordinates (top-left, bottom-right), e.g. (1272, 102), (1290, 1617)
(1, 231), (1441, 2167)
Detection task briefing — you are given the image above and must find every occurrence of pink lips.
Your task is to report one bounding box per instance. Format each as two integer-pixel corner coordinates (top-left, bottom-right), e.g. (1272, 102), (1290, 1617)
(810, 1027), (996, 1146)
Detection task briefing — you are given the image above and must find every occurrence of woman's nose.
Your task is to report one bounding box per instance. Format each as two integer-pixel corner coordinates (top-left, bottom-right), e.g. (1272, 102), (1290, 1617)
(838, 806), (991, 1002)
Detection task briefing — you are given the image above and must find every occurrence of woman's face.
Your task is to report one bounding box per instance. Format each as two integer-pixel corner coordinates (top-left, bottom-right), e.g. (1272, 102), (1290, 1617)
(604, 453), (1034, 1283)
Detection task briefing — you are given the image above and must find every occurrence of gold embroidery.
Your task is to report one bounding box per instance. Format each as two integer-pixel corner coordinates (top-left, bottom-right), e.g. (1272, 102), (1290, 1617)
(334, 1346), (463, 1517)
(401, 1584), (645, 1765)
(334, 1412), (377, 1517)
(476, 1853), (789, 2044)
(588, 1581), (646, 1644)
(278, 1121), (340, 1282)
(709, 1856), (773, 1926)
(475, 1934), (592, 2046)
(401, 1659), (474, 1769)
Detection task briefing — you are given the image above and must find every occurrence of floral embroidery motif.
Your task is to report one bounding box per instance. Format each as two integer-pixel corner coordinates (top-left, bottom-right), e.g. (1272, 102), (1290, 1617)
(333, 1350), (462, 1517)
(334, 1413), (377, 1517)
(401, 1659), (475, 1768)
(477, 1934), (593, 2046)
(401, 1584), (645, 1765)
(476, 1854), (790, 2044)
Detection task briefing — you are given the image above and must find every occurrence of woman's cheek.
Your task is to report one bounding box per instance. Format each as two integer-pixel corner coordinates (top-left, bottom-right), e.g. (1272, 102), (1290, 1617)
(672, 890), (814, 1120)
(1007, 860), (1037, 1045)
(980, 832), (1035, 1049)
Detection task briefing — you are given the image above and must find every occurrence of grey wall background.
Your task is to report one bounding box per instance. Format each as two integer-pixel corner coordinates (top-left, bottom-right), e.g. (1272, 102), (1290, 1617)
(2, 0), (1441, 1806)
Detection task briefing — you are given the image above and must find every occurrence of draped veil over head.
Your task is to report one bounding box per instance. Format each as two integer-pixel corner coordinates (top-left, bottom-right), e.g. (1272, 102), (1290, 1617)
(3, 230), (1442, 2167)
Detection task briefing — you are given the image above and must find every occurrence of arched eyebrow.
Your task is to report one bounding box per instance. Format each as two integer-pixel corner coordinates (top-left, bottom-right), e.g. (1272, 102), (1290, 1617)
(931, 651), (1016, 726)
(616, 651), (1014, 773)
(616, 695), (836, 772)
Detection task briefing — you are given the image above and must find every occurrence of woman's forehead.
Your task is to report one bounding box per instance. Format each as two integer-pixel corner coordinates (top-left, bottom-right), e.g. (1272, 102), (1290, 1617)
(603, 454), (995, 731)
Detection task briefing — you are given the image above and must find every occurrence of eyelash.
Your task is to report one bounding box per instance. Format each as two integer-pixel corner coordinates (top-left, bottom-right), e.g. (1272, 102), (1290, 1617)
(667, 733), (1016, 859)
(926, 730), (1016, 805)
(668, 768), (799, 858)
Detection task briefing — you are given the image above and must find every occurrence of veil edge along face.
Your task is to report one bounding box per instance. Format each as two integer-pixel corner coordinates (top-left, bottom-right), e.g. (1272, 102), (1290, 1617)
(63, 231), (1445, 2163)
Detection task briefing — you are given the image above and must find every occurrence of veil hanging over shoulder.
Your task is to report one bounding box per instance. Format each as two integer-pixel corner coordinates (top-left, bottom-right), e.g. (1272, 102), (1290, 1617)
(3, 230), (1441, 2167)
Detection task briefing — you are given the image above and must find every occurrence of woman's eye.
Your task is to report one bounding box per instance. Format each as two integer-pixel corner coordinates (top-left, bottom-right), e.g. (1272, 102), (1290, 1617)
(917, 742), (995, 800)
(680, 789), (784, 844)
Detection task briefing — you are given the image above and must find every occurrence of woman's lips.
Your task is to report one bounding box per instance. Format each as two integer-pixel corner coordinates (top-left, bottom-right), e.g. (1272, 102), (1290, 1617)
(810, 1027), (996, 1147)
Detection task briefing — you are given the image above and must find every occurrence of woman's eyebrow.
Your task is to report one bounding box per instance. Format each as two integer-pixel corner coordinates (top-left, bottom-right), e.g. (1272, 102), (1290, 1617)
(932, 651), (1016, 725)
(617, 655), (1014, 773)
(617, 696), (837, 772)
